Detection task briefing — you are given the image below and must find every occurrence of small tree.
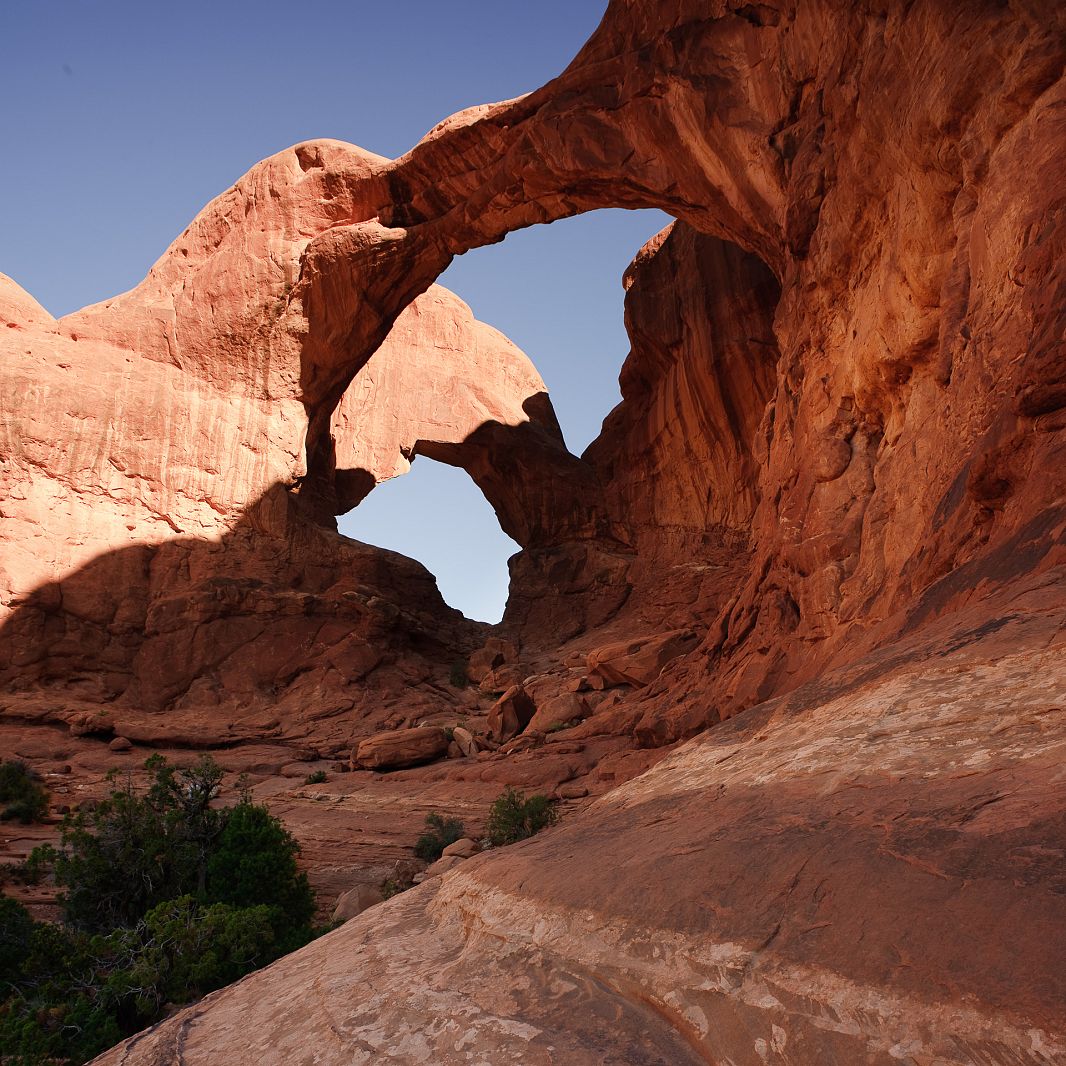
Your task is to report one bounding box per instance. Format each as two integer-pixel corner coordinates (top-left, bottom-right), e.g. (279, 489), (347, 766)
(0, 760), (48, 824)
(414, 813), (466, 862)
(121, 896), (278, 1011)
(0, 757), (324, 1063)
(486, 788), (556, 847)
(206, 801), (315, 950)
(51, 755), (225, 931)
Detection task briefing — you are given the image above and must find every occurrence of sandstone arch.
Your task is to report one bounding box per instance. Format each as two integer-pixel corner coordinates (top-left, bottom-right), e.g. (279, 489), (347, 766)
(4, 1), (1066, 1062)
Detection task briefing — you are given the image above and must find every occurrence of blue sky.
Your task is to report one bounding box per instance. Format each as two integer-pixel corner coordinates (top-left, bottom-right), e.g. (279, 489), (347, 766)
(2, 0), (669, 621)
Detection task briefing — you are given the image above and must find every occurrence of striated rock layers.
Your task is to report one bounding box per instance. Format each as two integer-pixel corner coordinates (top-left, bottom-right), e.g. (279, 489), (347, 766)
(2, 0), (1065, 1062)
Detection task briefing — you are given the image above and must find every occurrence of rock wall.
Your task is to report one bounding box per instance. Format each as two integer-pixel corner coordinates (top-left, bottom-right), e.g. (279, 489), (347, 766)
(0, 155), (562, 723)
(10, 2), (1061, 727)
(2, 0), (1065, 1062)
(78, 0), (1054, 735)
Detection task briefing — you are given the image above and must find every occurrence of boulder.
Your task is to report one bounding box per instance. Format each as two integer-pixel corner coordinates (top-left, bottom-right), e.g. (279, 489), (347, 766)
(451, 726), (479, 758)
(525, 692), (590, 735)
(108, 736), (132, 752)
(556, 783), (589, 800)
(441, 837), (477, 859)
(352, 727), (450, 771)
(585, 629), (698, 689)
(332, 883), (384, 923)
(478, 663), (528, 695)
(466, 638), (519, 684)
(420, 854), (465, 880)
(68, 711), (114, 738)
(279, 762), (315, 778)
(486, 686), (536, 743)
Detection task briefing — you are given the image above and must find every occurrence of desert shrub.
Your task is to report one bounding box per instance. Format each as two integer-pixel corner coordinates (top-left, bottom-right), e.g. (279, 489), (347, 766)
(205, 802), (315, 951)
(413, 812), (466, 862)
(0, 760), (48, 824)
(0, 900), (123, 1063)
(448, 660), (469, 688)
(0, 895), (279, 1064)
(0, 756), (323, 1064)
(121, 896), (278, 1010)
(380, 875), (413, 900)
(1, 846), (54, 888)
(486, 788), (557, 847)
(305, 770), (327, 785)
(50, 755), (226, 931)
(40, 753), (315, 944)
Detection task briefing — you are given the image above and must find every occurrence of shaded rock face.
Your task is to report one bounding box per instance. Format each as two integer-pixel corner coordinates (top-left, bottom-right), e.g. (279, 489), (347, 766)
(3, 1), (1066, 1063)
(591, 225), (781, 556)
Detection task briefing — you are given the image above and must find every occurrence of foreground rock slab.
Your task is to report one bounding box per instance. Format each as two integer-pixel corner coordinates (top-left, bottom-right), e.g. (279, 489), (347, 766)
(92, 584), (1066, 1065)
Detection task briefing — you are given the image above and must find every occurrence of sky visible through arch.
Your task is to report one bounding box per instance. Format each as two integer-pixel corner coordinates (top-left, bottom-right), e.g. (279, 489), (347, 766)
(2, 0), (670, 623)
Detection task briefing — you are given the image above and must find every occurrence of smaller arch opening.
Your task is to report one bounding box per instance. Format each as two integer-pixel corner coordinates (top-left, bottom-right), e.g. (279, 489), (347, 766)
(337, 457), (518, 624)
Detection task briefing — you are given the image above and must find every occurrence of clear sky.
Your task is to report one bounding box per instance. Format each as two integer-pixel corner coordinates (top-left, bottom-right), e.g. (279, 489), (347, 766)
(1, 0), (669, 622)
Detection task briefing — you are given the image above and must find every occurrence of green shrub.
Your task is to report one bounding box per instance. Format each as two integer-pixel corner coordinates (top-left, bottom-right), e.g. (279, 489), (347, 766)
(126, 896), (279, 1009)
(413, 813), (465, 862)
(304, 770), (327, 785)
(0, 756), (323, 1064)
(50, 754), (226, 931)
(0, 894), (280, 1064)
(486, 788), (557, 847)
(0, 760), (48, 824)
(206, 801), (315, 951)
(448, 660), (469, 688)
(380, 875), (413, 900)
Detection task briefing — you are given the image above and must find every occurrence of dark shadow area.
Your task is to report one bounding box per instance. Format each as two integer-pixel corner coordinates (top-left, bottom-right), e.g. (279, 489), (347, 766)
(0, 483), (484, 720)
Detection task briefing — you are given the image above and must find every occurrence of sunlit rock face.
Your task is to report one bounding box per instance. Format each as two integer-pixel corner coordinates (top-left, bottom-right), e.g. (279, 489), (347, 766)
(5, 0), (1066, 1062)
(0, 149), (558, 723)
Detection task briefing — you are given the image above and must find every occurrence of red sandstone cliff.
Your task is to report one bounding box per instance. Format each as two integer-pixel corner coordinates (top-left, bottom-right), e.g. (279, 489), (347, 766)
(1, 0), (1064, 1063)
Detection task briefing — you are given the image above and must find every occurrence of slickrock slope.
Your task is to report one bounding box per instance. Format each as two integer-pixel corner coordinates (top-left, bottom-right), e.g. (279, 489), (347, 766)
(95, 581), (1066, 1065)
(3, 0), (1066, 1062)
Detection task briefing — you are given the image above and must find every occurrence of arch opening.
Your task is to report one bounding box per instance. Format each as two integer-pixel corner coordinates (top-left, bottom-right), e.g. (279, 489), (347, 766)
(332, 207), (782, 633)
(333, 208), (673, 624)
(338, 456), (519, 624)
(438, 209), (673, 454)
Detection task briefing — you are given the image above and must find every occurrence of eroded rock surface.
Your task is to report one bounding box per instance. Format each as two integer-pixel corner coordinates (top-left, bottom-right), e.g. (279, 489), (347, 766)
(2, 0), (1065, 1062)
(94, 586), (1066, 1065)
